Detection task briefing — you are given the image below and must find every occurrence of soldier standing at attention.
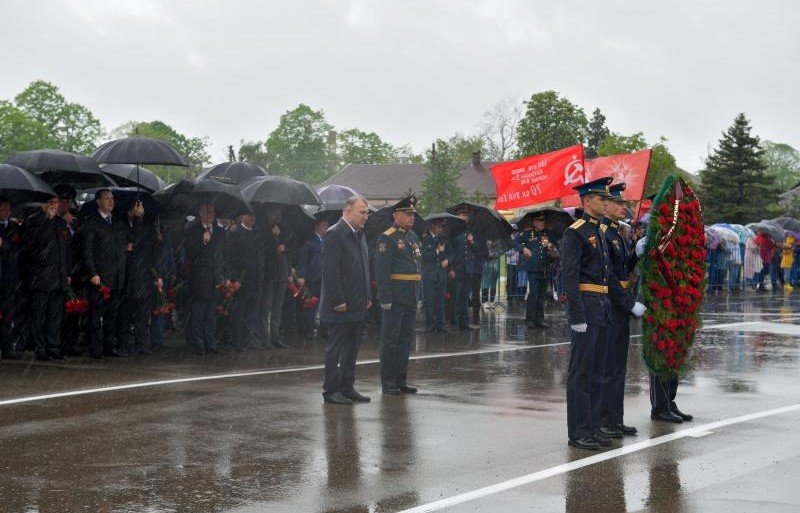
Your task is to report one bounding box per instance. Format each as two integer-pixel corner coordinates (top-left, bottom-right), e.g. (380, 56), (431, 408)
(599, 183), (640, 438)
(517, 212), (558, 329)
(561, 177), (645, 451)
(375, 195), (422, 395)
(420, 218), (451, 333)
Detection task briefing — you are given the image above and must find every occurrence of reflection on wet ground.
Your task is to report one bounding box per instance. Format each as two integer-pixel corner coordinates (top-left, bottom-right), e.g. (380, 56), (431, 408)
(1, 292), (799, 512)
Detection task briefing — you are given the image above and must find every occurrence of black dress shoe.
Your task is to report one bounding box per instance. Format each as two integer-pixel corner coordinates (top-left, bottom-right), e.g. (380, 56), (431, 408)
(323, 392), (353, 405)
(534, 322), (549, 329)
(383, 388), (402, 395)
(434, 327), (451, 333)
(47, 351), (66, 360)
(599, 426), (624, 438)
(35, 353), (51, 361)
(617, 424), (638, 436)
(104, 349), (126, 358)
(90, 353), (106, 359)
(593, 434), (614, 446)
(343, 391), (371, 403)
(399, 385), (418, 394)
(3, 348), (24, 360)
(651, 411), (684, 423)
(568, 437), (600, 450)
(671, 405), (693, 421)
(206, 347), (226, 355)
(133, 347), (153, 356)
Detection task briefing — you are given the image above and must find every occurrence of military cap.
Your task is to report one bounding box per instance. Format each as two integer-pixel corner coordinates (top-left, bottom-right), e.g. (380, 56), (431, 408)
(393, 195), (418, 213)
(529, 211), (546, 220)
(608, 182), (627, 202)
(573, 176), (613, 197)
(53, 183), (77, 200)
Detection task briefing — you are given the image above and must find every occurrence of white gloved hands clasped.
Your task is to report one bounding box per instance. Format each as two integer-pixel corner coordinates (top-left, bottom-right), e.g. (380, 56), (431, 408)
(571, 323), (588, 333)
(380, 303), (392, 311)
(631, 302), (647, 318)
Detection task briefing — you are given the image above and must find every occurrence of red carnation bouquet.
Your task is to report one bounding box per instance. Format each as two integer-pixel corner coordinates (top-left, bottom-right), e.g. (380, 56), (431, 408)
(65, 285), (90, 315)
(153, 281), (176, 316)
(97, 284), (112, 302)
(640, 174), (706, 379)
(215, 277), (242, 317)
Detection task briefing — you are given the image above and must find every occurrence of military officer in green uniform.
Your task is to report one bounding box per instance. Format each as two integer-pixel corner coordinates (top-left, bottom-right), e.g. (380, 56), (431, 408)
(517, 212), (558, 329)
(421, 218), (451, 332)
(375, 195), (423, 395)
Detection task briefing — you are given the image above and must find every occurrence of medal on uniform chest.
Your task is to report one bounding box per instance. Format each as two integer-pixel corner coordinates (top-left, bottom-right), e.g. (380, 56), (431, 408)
(378, 242), (387, 253)
(412, 243), (421, 258)
(588, 235), (598, 248)
(397, 239), (405, 249)
(540, 236), (549, 246)
(612, 239), (620, 249)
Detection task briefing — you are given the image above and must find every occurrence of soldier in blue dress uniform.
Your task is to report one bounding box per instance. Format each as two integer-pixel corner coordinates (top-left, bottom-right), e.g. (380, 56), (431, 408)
(517, 212), (558, 329)
(375, 195), (423, 395)
(561, 177), (646, 450)
(598, 183), (640, 437)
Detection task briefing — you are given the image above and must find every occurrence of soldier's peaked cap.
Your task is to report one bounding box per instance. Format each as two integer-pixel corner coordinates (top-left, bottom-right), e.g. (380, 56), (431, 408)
(573, 176), (613, 197)
(608, 182), (627, 202)
(393, 195), (417, 213)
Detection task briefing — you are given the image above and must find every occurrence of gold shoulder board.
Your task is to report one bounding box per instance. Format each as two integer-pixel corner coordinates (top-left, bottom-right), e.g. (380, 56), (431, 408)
(569, 219), (586, 230)
(600, 224), (608, 233)
(383, 227), (397, 236)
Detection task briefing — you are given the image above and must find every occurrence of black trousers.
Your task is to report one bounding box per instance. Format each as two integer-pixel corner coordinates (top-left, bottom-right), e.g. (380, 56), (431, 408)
(469, 270), (482, 323)
(261, 278), (287, 344)
(0, 286), (22, 352)
(380, 304), (416, 390)
(601, 316), (630, 427)
(650, 374), (679, 414)
(88, 287), (122, 357)
(29, 290), (64, 355)
(230, 293), (261, 348)
(188, 297), (218, 350)
(567, 323), (607, 440)
(422, 271), (445, 330)
(323, 321), (365, 396)
(525, 272), (547, 324)
(118, 292), (152, 351)
(453, 275), (471, 328)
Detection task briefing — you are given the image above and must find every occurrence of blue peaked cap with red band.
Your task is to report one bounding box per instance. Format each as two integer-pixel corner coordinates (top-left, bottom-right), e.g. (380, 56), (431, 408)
(573, 176), (613, 197)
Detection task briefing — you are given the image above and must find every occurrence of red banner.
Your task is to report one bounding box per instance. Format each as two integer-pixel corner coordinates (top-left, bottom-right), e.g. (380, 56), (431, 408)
(492, 144), (584, 210)
(560, 148), (652, 208)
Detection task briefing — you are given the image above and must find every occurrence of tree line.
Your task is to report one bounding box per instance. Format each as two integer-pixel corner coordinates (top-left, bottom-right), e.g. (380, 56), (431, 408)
(1, 80), (798, 220)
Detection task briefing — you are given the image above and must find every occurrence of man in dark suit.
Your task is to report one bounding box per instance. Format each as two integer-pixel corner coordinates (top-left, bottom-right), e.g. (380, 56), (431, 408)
(21, 196), (72, 360)
(0, 197), (24, 359)
(319, 196), (371, 405)
(259, 205), (289, 349)
(184, 203), (228, 355)
(81, 189), (128, 358)
(226, 213), (265, 350)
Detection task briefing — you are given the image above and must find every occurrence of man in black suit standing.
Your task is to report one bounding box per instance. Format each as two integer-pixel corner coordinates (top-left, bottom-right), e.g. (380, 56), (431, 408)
(226, 213), (264, 350)
(184, 203), (228, 355)
(82, 189), (128, 359)
(0, 197), (24, 359)
(319, 196), (371, 405)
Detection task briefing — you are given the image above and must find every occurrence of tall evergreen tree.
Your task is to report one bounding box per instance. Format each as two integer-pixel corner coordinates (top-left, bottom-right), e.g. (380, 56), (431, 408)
(516, 90), (587, 157)
(700, 113), (775, 223)
(586, 108), (610, 158)
(419, 139), (465, 215)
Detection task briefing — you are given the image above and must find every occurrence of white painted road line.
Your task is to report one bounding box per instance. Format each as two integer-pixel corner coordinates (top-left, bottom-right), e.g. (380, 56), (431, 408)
(395, 403), (800, 513)
(0, 319), (783, 407)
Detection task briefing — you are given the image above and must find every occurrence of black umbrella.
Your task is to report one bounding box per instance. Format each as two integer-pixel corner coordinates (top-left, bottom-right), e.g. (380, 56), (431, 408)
(154, 179), (252, 219)
(79, 187), (160, 219)
(771, 217), (800, 234)
(446, 202), (513, 241)
(316, 184), (361, 210)
(424, 212), (467, 238)
(4, 149), (113, 189)
(101, 164), (166, 193)
(0, 163), (57, 204)
(197, 162), (268, 185)
(364, 206), (426, 244)
(240, 176), (321, 206)
(513, 206), (574, 238)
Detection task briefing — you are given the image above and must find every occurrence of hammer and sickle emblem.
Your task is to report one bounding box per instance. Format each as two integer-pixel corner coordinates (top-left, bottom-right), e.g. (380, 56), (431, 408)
(563, 157), (584, 186)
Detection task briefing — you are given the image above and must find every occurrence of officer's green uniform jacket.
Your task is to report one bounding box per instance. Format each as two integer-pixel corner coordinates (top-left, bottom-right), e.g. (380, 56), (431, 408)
(517, 228), (557, 274)
(421, 232), (449, 282)
(375, 225), (422, 306)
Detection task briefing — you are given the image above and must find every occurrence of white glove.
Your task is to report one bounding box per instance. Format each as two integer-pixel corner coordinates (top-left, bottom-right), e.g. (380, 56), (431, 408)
(380, 303), (392, 311)
(417, 300), (423, 311)
(631, 302), (647, 318)
(571, 323), (588, 333)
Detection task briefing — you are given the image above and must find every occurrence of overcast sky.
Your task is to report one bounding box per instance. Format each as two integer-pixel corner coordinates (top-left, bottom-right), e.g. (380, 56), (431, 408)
(1, 0), (797, 172)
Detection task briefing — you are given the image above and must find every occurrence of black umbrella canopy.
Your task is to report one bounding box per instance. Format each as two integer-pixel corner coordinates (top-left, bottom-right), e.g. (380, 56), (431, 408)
(364, 206), (426, 244)
(197, 162), (268, 185)
(101, 164), (165, 193)
(514, 206), (573, 238)
(423, 212), (467, 238)
(771, 217), (800, 233)
(446, 202), (513, 241)
(0, 163), (57, 204)
(240, 176), (322, 207)
(316, 184), (361, 211)
(4, 149), (113, 189)
(153, 179), (252, 219)
(92, 137), (189, 166)
(253, 203), (317, 252)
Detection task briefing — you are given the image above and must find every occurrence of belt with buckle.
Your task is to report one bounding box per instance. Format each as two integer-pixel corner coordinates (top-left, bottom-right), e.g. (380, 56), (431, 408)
(390, 273), (422, 281)
(579, 283), (608, 294)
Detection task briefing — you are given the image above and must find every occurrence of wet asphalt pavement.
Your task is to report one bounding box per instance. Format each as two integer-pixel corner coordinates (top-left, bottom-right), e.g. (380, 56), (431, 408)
(1, 292), (799, 512)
